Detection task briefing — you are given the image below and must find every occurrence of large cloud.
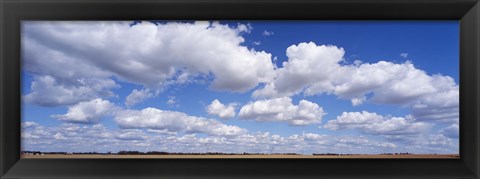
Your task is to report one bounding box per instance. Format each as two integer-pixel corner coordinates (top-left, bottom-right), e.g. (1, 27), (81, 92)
(114, 107), (247, 136)
(23, 21), (276, 106)
(253, 42), (458, 123)
(238, 97), (325, 125)
(411, 81), (459, 123)
(205, 99), (236, 119)
(52, 98), (116, 123)
(324, 111), (430, 135)
(253, 42), (345, 98)
(23, 75), (118, 107)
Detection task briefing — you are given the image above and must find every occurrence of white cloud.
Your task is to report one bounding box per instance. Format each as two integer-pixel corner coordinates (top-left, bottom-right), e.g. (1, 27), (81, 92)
(125, 89), (155, 106)
(166, 96), (179, 107)
(253, 43), (456, 106)
(206, 99), (236, 119)
(115, 129), (147, 141)
(238, 97), (325, 125)
(383, 132), (458, 154)
(236, 23), (253, 33)
(52, 98), (116, 123)
(253, 41), (261, 46)
(22, 122), (457, 154)
(252, 42), (458, 123)
(53, 133), (68, 140)
(21, 22), (459, 155)
(333, 135), (397, 149)
(253, 42), (345, 98)
(333, 61), (438, 105)
(411, 81), (459, 123)
(440, 124), (459, 138)
(263, 30), (274, 36)
(400, 53), (408, 58)
(324, 111), (430, 135)
(22, 121), (39, 128)
(114, 107), (247, 136)
(146, 129), (178, 135)
(351, 96), (366, 106)
(23, 21), (276, 107)
(424, 134), (453, 147)
(23, 75), (118, 107)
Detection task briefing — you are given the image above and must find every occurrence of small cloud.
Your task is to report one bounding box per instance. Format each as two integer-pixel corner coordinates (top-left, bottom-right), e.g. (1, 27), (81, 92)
(351, 96), (366, 106)
(253, 41), (261, 46)
(125, 89), (155, 107)
(53, 133), (68, 140)
(206, 99), (237, 119)
(22, 121), (39, 128)
(166, 96), (179, 107)
(237, 23), (253, 33)
(400, 53), (408, 58)
(263, 30), (274, 36)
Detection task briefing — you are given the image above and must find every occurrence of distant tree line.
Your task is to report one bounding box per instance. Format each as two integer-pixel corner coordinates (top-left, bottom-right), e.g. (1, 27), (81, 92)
(117, 151), (301, 155)
(22, 150), (419, 156)
(380, 152), (413, 155)
(313, 153), (356, 156)
(22, 150), (301, 155)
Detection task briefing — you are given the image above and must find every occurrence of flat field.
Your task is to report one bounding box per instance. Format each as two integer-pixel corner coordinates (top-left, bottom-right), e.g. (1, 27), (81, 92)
(22, 154), (459, 159)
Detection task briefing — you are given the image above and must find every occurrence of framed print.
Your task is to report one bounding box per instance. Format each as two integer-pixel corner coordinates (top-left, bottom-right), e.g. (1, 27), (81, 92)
(1, 0), (479, 178)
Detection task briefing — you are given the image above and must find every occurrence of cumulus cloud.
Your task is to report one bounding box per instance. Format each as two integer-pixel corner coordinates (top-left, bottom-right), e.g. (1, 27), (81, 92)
(411, 81), (459, 122)
(252, 42), (458, 123)
(114, 107), (247, 136)
(206, 99), (236, 119)
(324, 111), (430, 135)
(236, 23), (253, 33)
(52, 98), (116, 123)
(125, 89), (156, 106)
(334, 61), (438, 105)
(21, 21), (459, 155)
(253, 42), (345, 98)
(22, 21), (276, 107)
(351, 96), (366, 106)
(23, 75), (118, 107)
(238, 97), (325, 125)
(253, 42), (444, 105)
(400, 53), (408, 58)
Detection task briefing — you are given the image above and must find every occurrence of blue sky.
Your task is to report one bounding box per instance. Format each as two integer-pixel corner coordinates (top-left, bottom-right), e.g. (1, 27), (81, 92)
(21, 21), (459, 155)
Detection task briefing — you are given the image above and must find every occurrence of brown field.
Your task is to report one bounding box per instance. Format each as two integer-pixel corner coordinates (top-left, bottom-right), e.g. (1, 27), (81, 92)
(22, 154), (459, 159)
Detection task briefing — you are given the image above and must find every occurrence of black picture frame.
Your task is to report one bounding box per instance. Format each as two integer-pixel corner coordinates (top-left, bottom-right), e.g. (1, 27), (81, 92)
(1, 0), (479, 178)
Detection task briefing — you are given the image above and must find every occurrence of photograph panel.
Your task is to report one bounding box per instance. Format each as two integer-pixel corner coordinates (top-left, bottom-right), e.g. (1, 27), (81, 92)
(20, 21), (459, 159)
